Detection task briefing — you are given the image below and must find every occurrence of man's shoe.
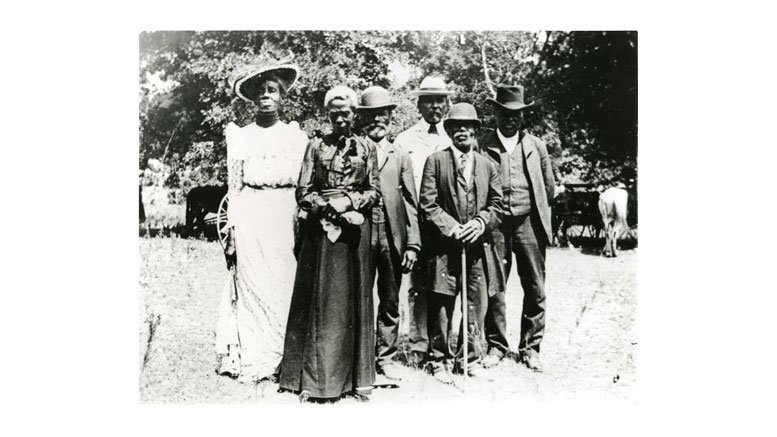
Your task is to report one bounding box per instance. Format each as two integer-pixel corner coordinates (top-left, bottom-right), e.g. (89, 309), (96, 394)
(519, 349), (544, 373)
(407, 351), (427, 368)
(481, 353), (504, 369)
(378, 363), (403, 381)
(430, 362), (454, 385)
(465, 364), (493, 380)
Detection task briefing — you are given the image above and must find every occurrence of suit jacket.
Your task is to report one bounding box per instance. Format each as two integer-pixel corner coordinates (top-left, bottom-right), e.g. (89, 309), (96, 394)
(393, 119), (452, 198)
(478, 130), (555, 244)
(370, 138), (421, 257)
(418, 147), (505, 297)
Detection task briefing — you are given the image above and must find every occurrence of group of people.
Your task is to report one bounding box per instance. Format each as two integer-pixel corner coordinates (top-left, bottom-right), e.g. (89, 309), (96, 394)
(213, 57), (555, 403)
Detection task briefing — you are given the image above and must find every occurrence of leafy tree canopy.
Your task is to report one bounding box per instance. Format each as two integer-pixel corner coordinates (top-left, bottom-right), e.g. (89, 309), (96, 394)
(139, 30), (637, 192)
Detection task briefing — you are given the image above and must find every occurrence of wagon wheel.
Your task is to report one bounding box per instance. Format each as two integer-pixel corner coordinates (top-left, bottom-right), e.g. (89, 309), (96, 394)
(214, 194), (230, 249)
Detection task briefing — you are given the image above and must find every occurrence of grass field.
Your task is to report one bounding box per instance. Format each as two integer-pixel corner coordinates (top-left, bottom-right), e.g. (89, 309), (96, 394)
(139, 237), (636, 403)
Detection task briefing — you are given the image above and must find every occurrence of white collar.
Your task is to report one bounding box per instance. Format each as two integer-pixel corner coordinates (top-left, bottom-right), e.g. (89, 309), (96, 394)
(451, 145), (474, 161)
(373, 137), (389, 149)
(419, 118), (445, 135)
(496, 129), (520, 151)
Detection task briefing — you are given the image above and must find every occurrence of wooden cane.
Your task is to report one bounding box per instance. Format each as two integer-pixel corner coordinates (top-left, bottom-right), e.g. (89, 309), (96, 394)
(461, 246), (468, 388)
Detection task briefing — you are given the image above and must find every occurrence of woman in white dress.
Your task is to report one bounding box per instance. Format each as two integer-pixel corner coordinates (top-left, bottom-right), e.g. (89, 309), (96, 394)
(215, 60), (309, 383)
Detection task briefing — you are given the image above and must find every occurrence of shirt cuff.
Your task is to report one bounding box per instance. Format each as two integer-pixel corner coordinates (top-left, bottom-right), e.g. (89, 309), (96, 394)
(474, 217), (486, 231)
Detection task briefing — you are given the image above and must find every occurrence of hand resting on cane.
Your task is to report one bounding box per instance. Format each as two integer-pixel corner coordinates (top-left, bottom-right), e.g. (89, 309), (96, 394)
(453, 219), (485, 245)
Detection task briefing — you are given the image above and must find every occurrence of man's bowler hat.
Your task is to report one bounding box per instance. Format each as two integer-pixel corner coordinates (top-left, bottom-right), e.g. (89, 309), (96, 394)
(356, 86), (397, 111)
(443, 102), (481, 130)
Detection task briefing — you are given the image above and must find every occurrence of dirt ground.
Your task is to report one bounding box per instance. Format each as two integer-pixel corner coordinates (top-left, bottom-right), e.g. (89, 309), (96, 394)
(139, 237), (636, 404)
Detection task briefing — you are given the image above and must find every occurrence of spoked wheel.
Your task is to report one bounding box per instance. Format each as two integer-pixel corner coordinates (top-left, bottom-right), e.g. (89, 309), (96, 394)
(205, 193), (230, 249)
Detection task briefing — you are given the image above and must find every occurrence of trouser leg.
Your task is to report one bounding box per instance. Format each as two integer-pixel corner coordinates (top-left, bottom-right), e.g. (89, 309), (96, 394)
(485, 221), (516, 358)
(427, 292), (454, 367)
(407, 271), (429, 355)
(511, 214), (547, 353)
(483, 290), (509, 357)
(455, 254), (488, 366)
(374, 223), (402, 366)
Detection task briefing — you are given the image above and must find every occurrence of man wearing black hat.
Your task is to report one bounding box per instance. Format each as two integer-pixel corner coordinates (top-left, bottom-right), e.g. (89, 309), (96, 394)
(418, 103), (505, 384)
(479, 85), (555, 372)
(355, 86), (421, 383)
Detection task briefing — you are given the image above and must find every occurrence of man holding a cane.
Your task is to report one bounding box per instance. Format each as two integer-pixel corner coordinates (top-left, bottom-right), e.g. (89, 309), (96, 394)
(418, 103), (505, 384)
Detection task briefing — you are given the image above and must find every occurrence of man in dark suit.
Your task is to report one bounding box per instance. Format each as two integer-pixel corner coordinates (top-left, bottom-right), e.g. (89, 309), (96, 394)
(356, 86), (421, 383)
(418, 103), (505, 384)
(479, 85), (555, 372)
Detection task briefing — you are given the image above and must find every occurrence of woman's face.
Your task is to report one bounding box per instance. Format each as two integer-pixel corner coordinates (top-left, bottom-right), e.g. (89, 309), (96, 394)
(252, 79), (282, 113)
(328, 99), (355, 136)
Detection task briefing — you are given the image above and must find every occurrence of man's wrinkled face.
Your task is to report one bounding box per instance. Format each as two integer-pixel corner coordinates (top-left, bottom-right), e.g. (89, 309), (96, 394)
(445, 121), (478, 152)
(251, 79), (282, 113)
(418, 95), (448, 125)
(328, 99), (355, 135)
(358, 108), (393, 142)
(494, 107), (523, 138)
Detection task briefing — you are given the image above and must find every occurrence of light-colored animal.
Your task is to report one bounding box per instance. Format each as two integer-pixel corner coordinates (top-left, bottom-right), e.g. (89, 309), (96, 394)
(598, 187), (629, 257)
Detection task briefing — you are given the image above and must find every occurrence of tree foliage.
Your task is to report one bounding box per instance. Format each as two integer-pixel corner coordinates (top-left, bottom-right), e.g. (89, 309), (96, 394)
(139, 30), (637, 193)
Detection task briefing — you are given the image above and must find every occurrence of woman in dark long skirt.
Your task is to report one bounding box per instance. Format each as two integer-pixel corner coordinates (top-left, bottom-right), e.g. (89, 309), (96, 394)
(280, 85), (380, 402)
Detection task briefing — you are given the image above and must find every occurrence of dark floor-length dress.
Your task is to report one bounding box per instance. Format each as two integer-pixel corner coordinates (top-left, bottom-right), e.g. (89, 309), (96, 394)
(279, 134), (380, 398)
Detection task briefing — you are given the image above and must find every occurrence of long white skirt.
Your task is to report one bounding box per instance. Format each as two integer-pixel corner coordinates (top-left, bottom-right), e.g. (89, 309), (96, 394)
(215, 187), (297, 382)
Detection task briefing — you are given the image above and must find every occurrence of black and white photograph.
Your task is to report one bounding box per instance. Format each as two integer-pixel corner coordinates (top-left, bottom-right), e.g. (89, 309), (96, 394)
(138, 30), (638, 404)
(8, 1), (777, 435)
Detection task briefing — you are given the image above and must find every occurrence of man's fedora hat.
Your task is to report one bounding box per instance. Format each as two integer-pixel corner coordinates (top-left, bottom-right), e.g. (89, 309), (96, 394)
(230, 59), (299, 103)
(443, 102), (481, 130)
(485, 84), (535, 111)
(411, 76), (455, 96)
(356, 86), (397, 111)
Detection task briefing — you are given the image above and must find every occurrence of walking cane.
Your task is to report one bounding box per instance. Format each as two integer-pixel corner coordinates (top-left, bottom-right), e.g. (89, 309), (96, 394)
(461, 246), (468, 390)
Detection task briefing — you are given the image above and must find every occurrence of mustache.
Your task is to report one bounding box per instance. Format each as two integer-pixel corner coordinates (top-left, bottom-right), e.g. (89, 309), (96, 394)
(364, 122), (388, 131)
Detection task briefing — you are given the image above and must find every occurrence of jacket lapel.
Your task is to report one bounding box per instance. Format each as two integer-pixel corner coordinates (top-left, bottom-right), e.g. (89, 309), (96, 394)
(378, 143), (391, 171)
(521, 131), (535, 160)
(472, 153), (482, 199)
(442, 148), (461, 222)
(483, 131), (503, 164)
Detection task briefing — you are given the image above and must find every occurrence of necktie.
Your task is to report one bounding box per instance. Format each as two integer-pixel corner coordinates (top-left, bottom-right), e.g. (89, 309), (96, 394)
(458, 153), (468, 186)
(428, 123), (438, 134)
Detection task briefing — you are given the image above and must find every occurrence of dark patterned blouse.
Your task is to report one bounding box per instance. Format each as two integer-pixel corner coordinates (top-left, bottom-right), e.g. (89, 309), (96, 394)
(296, 133), (380, 214)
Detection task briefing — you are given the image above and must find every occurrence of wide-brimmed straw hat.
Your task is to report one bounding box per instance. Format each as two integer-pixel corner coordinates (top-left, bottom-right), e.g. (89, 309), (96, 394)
(411, 76), (455, 96)
(485, 84), (535, 111)
(230, 60), (299, 102)
(443, 102), (481, 130)
(356, 86), (397, 111)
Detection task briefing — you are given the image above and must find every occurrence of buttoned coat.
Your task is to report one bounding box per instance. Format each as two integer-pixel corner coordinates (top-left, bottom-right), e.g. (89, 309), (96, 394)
(393, 119), (452, 195)
(417, 147), (506, 297)
(478, 130), (555, 244)
(371, 139), (422, 257)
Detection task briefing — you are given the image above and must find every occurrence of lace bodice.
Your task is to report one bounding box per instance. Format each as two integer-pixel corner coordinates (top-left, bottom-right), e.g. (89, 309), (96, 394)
(225, 121), (309, 197)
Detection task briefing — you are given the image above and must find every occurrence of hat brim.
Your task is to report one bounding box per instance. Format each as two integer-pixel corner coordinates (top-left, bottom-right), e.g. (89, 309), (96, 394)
(355, 103), (397, 111)
(485, 98), (535, 111)
(411, 89), (456, 96)
(234, 64), (299, 102)
(443, 118), (481, 130)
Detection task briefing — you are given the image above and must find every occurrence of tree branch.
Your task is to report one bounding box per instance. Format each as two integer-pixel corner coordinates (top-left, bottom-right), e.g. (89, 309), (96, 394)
(481, 35), (495, 97)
